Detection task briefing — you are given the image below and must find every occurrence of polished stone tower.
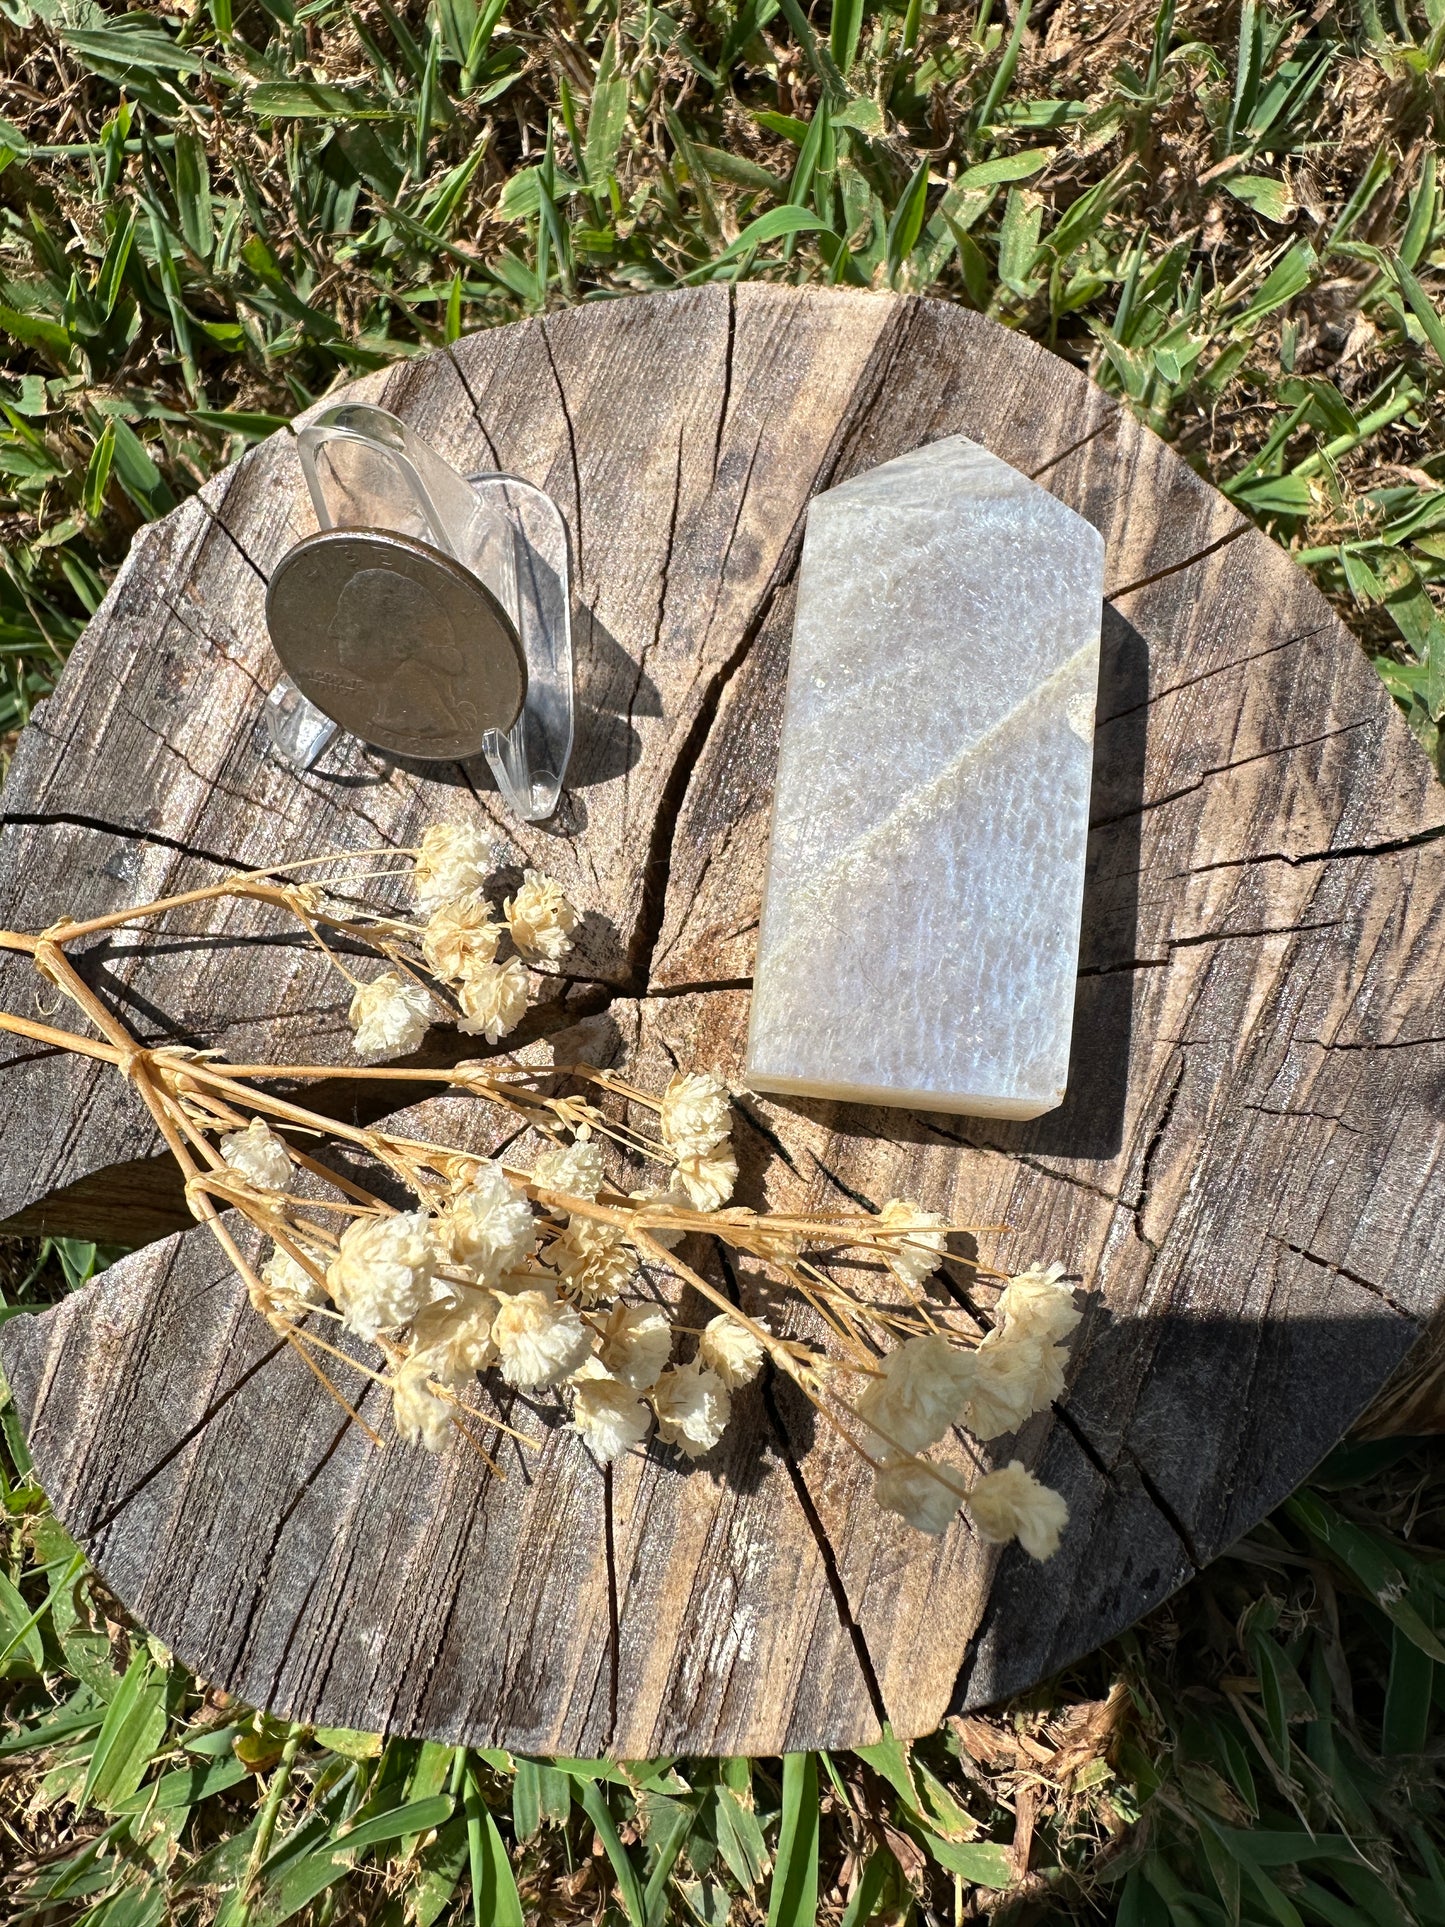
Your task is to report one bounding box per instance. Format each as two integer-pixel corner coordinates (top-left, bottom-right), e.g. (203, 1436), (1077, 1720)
(745, 435), (1105, 1119)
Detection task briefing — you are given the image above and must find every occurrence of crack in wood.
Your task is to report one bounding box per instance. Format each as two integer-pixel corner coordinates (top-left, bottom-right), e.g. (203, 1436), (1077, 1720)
(1089, 718), (1374, 834)
(1027, 407), (1121, 480)
(643, 977), (753, 998)
(155, 588), (272, 700)
(805, 1146), (879, 1213)
(0, 810), (254, 876)
(440, 348), (503, 469)
(1105, 520), (1251, 600)
(916, 1116), (1127, 1214)
(1129, 1052), (1185, 1253)
(619, 582), (788, 995)
(1169, 918), (1344, 953)
(711, 286), (737, 485)
(1097, 623), (1331, 727)
(232, 1394), (361, 1682)
(1312, 1031), (1445, 1052)
(538, 317), (586, 584)
(1119, 1444), (1204, 1570)
(631, 425), (686, 752)
(1075, 955), (1171, 980)
(87, 1327), (291, 1539)
(1268, 1235), (1419, 1321)
(732, 1099), (803, 1177)
(1242, 1103), (1360, 1133)
(1050, 1405), (1202, 1569)
(193, 472), (279, 587)
(603, 1461), (620, 1745)
(759, 1359), (890, 1733)
(1183, 819), (1445, 879)
(713, 1238), (889, 1731)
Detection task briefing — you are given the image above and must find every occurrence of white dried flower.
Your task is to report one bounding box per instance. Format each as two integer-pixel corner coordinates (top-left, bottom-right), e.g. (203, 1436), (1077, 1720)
(441, 1162), (537, 1286)
(414, 821), (489, 907)
(698, 1313), (767, 1390)
(856, 1334), (974, 1461)
(626, 1185), (688, 1250)
(220, 1118), (293, 1193)
(392, 1354), (453, 1452)
(597, 1303), (673, 1391)
(569, 1359), (652, 1463)
(753, 1225), (803, 1263)
(349, 971), (433, 1058)
(532, 1138), (606, 1201)
(674, 1140), (738, 1212)
(651, 1361), (730, 1459)
(492, 1288), (592, 1389)
(421, 894), (502, 983)
(967, 1460), (1069, 1560)
(1025, 1339), (1069, 1411)
(326, 1211), (443, 1343)
(874, 1458), (961, 1536)
(410, 1288), (500, 1383)
(967, 1332), (1066, 1440)
(659, 1071), (732, 1158)
(996, 1262), (1081, 1345)
(456, 956), (530, 1043)
(260, 1245), (327, 1311)
(876, 1199), (948, 1286)
(549, 1217), (637, 1304)
(505, 869), (578, 963)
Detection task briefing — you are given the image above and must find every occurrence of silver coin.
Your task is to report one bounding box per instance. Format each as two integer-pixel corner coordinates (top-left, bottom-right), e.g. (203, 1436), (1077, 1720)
(266, 527), (527, 762)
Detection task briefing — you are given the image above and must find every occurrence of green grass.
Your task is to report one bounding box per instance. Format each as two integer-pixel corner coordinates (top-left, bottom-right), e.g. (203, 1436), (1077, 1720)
(0, 0), (1441, 754)
(1, 0), (1444, 1919)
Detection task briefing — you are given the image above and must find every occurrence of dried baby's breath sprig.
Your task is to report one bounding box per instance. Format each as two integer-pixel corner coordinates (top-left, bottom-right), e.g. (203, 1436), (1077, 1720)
(413, 822), (489, 907)
(349, 972), (433, 1058)
(220, 1118), (293, 1193)
(569, 1359), (651, 1464)
(505, 868), (579, 964)
(0, 838), (1082, 1558)
(698, 1314), (768, 1389)
(421, 894), (501, 982)
(967, 1461), (1070, 1560)
(455, 956), (530, 1042)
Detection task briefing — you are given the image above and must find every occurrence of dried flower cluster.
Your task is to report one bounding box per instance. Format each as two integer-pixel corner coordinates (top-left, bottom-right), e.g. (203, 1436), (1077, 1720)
(346, 824), (579, 1060)
(0, 829), (1080, 1561)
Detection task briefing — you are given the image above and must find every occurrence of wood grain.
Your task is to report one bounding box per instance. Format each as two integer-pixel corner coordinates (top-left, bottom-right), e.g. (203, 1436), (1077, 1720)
(3, 286), (1443, 1752)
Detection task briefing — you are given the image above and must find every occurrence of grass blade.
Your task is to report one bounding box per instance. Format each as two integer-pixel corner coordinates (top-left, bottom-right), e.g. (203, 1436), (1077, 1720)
(767, 1754), (819, 1927)
(973, 0), (1032, 134)
(585, 30), (629, 187)
(684, 203), (830, 281)
(80, 1648), (167, 1812)
(463, 1760), (523, 1927)
(1393, 257), (1445, 365)
(886, 154), (930, 285)
(829, 0), (864, 74)
(576, 1778), (647, 1927)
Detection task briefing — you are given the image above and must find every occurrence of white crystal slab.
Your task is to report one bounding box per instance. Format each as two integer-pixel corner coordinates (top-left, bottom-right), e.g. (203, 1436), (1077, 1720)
(744, 435), (1105, 1120)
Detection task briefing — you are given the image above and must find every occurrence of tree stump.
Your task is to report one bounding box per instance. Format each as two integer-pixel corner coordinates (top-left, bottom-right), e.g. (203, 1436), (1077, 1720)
(3, 286), (1444, 1758)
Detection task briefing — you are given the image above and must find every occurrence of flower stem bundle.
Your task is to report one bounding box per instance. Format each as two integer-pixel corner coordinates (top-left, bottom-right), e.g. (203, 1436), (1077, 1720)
(0, 828), (1076, 1558)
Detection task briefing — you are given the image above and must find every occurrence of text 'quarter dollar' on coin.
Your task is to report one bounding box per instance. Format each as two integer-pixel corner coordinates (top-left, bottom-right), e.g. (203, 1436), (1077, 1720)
(266, 526), (527, 762)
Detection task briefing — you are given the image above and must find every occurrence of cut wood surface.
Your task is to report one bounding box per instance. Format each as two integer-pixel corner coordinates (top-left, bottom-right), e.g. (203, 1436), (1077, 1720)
(3, 285), (1445, 1755)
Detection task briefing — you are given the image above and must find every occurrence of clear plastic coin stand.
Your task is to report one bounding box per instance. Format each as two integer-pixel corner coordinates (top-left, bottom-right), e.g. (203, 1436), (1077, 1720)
(263, 402), (573, 824)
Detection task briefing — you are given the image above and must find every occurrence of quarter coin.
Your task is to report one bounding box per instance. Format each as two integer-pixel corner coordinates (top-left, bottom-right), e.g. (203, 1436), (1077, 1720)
(266, 526), (527, 762)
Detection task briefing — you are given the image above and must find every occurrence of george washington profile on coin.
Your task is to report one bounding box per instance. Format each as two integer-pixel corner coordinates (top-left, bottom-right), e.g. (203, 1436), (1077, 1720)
(266, 526), (527, 762)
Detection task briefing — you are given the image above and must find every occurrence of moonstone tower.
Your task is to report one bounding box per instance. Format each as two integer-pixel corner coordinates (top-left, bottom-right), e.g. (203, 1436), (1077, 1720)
(744, 435), (1105, 1120)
